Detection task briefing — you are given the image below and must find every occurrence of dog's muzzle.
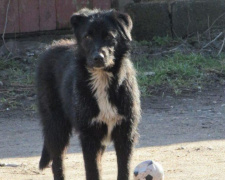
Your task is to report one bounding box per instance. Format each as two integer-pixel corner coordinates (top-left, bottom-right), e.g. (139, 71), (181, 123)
(92, 52), (105, 68)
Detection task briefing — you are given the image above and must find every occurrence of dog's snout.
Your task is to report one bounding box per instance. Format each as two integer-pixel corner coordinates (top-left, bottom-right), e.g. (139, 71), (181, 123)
(93, 52), (104, 62)
(91, 52), (105, 68)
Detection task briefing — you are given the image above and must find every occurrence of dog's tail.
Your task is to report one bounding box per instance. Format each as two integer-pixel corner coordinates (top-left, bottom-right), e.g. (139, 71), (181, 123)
(39, 145), (51, 170)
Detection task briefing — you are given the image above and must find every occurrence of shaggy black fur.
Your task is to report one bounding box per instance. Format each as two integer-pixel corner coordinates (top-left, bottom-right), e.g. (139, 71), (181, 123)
(36, 8), (141, 180)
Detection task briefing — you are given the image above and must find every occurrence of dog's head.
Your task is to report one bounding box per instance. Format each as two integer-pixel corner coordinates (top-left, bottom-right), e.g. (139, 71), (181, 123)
(71, 8), (132, 69)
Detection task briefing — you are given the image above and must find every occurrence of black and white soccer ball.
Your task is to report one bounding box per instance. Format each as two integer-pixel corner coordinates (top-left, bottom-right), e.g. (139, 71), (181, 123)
(134, 160), (164, 180)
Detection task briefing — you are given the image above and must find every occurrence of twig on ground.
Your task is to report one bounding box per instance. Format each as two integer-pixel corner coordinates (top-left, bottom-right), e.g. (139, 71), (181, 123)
(12, 88), (33, 92)
(151, 47), (179, 56)
(0, 87), (33, 93)
(197, 31), (200, 44)
(10, 84), (34, 88)
(201, 32), (223, 50)
(0, 163), (20, 167)
(0, 89), (9, 93)
(217, 34), (225, 56)
(2, 0), (11, 53)
(151, 43), (186, 56)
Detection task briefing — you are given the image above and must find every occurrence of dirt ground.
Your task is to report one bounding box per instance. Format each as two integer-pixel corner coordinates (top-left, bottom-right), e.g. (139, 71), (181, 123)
(0, 84), (224, 180)
(0, 34), (225, 179)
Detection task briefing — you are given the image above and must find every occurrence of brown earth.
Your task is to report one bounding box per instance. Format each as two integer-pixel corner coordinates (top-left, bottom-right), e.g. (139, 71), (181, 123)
(0, 84), (225, 180)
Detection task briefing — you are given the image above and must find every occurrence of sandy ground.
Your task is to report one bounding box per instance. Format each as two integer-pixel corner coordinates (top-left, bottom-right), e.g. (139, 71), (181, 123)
(0, 85), (225, 180)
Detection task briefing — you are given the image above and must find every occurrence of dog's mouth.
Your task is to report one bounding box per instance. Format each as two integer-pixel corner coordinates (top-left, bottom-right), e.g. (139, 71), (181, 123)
(86, 57), (115, 69)
(86, 61), (106, 69)
(93, 61), (106, 69)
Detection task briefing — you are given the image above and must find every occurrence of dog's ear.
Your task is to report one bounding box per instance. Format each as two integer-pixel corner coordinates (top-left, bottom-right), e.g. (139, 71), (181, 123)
(113, 11), (133, 41)
(70, 13), (88, 39)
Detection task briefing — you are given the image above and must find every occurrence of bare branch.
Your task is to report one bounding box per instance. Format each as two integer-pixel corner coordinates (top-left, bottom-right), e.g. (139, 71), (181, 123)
(2, 0), (11, 53)
(201, 32), (223, 50)
(217, 34), (225, 56)
(207, 15), (211, 40)
(203, 12), (225, 34)
(151, 44), (184, 56)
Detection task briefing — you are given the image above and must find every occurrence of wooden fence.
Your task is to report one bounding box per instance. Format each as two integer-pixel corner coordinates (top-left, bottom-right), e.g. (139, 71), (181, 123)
(0, 0), (111, 34)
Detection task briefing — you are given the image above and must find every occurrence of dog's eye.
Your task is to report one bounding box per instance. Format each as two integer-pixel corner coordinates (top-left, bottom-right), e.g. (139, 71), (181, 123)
(84, 34), (91, 40)
(105, 34), (114, 40)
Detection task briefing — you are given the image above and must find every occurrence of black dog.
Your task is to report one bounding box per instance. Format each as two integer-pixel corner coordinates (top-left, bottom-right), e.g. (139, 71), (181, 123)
(36, 8), (141, 180)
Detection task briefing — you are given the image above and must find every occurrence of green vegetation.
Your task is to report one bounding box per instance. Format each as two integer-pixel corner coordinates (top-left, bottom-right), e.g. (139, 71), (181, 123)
(0, 57), (36, 85)
(137, 35), (174, 47)
(153, 35), (173, 46)
(1, 37), (225, 110)
(135, 52), (225, 96)
(138, 40), (152, 46)
(0, 56), (36, 110)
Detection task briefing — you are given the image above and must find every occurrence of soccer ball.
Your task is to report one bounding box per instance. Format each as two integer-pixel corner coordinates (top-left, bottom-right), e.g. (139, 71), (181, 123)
(134, 160), (164, 180)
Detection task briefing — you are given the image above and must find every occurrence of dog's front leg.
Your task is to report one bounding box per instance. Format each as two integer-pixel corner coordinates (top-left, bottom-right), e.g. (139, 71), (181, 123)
(112, 121), (135, 180)
(80, 134), (106, 180)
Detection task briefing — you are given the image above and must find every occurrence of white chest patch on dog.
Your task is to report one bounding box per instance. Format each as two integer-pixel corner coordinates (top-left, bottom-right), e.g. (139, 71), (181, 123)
(88, 68), (124, 145)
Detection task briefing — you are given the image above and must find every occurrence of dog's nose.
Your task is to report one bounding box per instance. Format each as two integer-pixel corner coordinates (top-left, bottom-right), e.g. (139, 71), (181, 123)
(93, 52), (104, 62)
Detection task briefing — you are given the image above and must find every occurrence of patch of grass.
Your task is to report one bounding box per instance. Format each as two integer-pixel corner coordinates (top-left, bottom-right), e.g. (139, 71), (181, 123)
(135, 52), (225, 95)
(153, 35), (173, 46)
(0, 56), (36, 111)
(134, 35), (175, 47)
(137, 40), (152, 46)
(5, 68), (35, 85)
(0, 58), (21, 70)
(0, 96), (22, 110)
(0, 57), (36, 85)
(26, 103), (38, 112)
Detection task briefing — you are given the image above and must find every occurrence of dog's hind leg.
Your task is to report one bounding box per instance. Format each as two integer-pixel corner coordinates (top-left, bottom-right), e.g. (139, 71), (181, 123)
(40, 141), (66, 180)
(40, 113), (72, 180)
(43, 113), (72, 180)
(38, 94), (72, 180)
